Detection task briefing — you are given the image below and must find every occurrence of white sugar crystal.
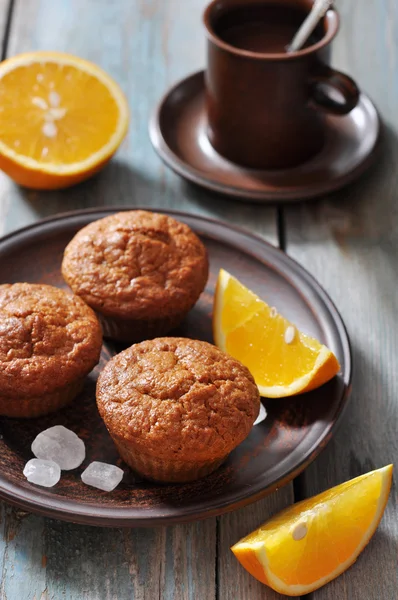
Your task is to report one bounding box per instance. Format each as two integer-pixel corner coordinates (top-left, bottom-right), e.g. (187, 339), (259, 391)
(253, 403), (267, 426)
(23, 458), (60, 487)
(31, 425), (85, 470)
(81, 462), (124, 492)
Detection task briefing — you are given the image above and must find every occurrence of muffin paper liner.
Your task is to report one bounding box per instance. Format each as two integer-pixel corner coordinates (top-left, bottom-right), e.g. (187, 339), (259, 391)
(113, 438), (228, 483)
(0, 377), (85, 418)
(97, 312), (186, 343)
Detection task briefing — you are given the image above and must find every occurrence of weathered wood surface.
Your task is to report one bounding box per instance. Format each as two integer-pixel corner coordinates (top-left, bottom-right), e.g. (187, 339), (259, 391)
(0, 1), (293, 600)
(0, 0), (10, 59)
(284, 0), (398, 598)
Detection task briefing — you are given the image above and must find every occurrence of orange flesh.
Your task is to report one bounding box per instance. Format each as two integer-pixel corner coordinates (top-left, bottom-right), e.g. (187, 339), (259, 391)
(232, 466), (393, 593)
(217, 271), (339, 393)
(0, 61), (120, 164)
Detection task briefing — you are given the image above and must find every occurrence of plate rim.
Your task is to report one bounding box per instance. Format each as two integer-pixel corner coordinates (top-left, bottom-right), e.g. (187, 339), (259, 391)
(149, 69), (381, 203)
(0, 207), (352, 526)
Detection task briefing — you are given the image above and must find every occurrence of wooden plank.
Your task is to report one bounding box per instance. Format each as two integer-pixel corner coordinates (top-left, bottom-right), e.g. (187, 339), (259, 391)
(38, 517), (217, 600)
(0, 0), (10, 58)
(284, 0), (398, 598)
(0, 508), (47, 600)
(0, 1), (287, 600)
(218, 488), (294, 600)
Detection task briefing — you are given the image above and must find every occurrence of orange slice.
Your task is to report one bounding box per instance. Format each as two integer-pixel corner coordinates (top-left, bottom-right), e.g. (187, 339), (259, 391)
(213, 269), (340, 397)
(232, 465), (393, 597)
(0, 52), (129, 189)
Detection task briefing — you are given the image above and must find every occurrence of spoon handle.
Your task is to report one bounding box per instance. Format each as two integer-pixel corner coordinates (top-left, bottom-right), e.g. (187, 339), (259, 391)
(287, 0), (334, 53)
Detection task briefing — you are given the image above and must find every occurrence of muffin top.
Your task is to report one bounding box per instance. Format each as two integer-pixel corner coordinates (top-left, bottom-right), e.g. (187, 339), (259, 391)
(0, 283), (102, 398)
(61, 211), (209, 319)
(96, 337), (260, 461)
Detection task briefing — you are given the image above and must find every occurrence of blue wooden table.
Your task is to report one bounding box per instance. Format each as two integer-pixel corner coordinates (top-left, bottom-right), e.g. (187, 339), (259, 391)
(0, 1), (397, 598)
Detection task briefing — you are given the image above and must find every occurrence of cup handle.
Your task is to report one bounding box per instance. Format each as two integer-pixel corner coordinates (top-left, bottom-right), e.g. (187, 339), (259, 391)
(309, 63), (360, 115)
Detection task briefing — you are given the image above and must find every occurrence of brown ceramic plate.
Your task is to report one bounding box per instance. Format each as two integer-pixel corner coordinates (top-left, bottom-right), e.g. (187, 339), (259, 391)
(150, 71), (380, 202)
(0, 208), (351, 526)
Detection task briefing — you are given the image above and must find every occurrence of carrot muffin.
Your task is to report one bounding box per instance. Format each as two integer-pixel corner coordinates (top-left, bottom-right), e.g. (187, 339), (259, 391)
(96, 337), (260, 482)
(61, 210), (209, 342)
(0, 283), (102, 418)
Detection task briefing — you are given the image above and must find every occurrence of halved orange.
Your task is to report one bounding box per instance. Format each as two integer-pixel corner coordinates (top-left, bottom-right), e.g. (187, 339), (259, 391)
(213, 269), (340, 397)
(232, 465), (393, 597)
(0, 51), (129, 189)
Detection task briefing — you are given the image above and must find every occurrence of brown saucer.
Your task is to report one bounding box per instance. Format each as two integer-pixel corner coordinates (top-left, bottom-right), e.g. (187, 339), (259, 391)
(0, 208), (351, 526)
(149, 71), (381, 202)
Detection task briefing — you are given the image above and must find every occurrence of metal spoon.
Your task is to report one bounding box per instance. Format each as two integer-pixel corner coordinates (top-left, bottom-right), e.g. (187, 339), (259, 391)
(287, 0), (334, 53)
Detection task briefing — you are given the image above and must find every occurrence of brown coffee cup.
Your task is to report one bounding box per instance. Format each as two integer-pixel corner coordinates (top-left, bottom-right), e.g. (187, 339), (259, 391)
(203, 0), (360, 170)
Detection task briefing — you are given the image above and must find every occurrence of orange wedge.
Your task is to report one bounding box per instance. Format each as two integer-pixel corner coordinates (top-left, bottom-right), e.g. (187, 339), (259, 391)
(232, 465), (393, 596)
(0, 51), (129, 189)
(213, 269), (340, 398)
